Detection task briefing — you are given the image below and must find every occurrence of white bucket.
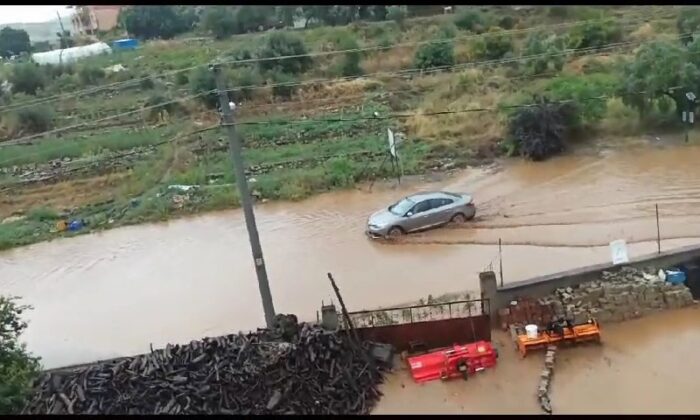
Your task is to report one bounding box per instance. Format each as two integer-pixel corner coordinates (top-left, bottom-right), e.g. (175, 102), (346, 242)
(525, 324), (538, 339)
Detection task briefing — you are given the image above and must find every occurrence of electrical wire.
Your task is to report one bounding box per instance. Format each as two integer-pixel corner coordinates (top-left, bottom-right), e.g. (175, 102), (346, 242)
(0, 11), (673, 114)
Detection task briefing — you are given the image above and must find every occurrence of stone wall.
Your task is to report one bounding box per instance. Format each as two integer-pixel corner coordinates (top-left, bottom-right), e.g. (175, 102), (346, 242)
(538, 267), (694, 325)
(480, 243), (700, 319)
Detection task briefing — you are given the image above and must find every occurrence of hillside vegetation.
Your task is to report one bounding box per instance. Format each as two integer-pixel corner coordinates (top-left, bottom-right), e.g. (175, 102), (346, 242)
(0, 5), (698, 250)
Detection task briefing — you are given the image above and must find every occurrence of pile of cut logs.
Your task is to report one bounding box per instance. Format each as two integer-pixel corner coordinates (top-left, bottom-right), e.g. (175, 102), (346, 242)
(23, 315), (388, 415)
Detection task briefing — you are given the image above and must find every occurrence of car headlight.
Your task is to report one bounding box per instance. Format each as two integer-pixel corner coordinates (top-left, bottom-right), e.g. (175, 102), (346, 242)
(368, 224), (382, 230)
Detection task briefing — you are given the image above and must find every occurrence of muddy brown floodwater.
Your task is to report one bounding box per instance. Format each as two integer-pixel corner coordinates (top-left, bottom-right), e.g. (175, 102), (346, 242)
(2, 144), (700, 372)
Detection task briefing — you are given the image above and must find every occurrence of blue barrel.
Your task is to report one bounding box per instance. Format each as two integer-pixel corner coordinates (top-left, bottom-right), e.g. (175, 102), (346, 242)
(665, 269), (687, 285)
(68, 220), (84, 232)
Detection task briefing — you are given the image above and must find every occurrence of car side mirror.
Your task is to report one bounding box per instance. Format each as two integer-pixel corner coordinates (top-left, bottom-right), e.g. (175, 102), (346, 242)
(405, 211), (413, 217)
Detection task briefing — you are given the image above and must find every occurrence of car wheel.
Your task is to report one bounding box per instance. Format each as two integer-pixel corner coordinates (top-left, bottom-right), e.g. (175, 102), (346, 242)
(451, 213), (467, 224)
(387, 226), (404, 239)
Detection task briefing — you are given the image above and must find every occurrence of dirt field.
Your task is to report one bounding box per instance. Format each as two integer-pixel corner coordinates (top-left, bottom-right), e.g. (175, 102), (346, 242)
(375, 306), (700, 414)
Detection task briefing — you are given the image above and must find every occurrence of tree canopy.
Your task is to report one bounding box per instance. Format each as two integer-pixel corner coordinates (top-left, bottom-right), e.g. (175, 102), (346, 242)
(0, 27), (31, 58)
(0, 296), (40, 414)
(120, 6), (191, 40)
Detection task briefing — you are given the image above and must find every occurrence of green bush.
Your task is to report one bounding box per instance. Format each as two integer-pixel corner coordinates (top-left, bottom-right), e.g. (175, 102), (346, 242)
(568, 19), (622, 49)
(328, 30), (362, 77)
(677, 7), (700, 45)
(140, 77), (155, 90)
(271, 71), (297, 99)
(9, 63), (45, 95)
(174, 71), (189, 86)
(325, 157), (356, 187)
(543, 73), (619, 124)
(189, 66), (218, 108)
(547, 6), (569, 18)
(454, 10), (486, 33)
(143, 93), (180, 120)
(497, 15), (516, 30)
(386, 6), (408, 28)
(258, 32), (312, 75)
(9, 105), (54, 134)
(472, 27), (513, 60)
(27, 207), (59, 222)
(414, 40), (455, 70)
(77, 65), (105, 86)
(0, 295), (41, 414)
(523, 32), (566, 75)
(228, 67), (263, 101)
(201, 6), (238, 39)
(507, 97), (580, 161)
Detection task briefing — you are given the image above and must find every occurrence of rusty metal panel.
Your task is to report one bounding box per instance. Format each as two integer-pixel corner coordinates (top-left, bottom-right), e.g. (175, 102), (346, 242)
(354, 315), (492, 352)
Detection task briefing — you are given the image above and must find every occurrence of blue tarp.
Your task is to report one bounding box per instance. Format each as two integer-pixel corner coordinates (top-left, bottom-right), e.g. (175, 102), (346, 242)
(112, 38), (139, 51)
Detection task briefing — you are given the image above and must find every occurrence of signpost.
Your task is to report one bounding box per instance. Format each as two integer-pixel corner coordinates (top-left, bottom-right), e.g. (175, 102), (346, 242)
(610, 239), (630, 265)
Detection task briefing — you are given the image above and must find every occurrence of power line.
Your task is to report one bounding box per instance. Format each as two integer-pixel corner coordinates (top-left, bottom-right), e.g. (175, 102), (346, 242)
(2, 26), (695, 162)
(0, 90), (215, 147)
(0, 37), (639, 150)
(0, 11), (670, 114)
(220, 31), (698, 96)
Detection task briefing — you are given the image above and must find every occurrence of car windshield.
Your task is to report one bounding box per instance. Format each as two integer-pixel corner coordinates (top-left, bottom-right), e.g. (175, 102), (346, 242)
(389, 198), (415, 215)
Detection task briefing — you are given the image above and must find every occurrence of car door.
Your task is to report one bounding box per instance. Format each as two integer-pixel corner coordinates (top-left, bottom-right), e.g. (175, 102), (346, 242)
(430, 198), (455, 225)
(403, 199), (433, 232)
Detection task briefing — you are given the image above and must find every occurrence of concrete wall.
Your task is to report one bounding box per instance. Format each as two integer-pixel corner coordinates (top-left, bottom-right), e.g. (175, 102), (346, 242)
(480, 243), (700, 318)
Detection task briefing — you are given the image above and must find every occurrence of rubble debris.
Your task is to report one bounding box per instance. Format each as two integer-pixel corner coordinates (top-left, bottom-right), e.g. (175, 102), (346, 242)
(23, 315), (388, 415)
(537, 345), (557, 414)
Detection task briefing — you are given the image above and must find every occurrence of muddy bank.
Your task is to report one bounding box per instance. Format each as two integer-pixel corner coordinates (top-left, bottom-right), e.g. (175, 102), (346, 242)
(4, 145), (700, 368)
(374, 306), (700, 414)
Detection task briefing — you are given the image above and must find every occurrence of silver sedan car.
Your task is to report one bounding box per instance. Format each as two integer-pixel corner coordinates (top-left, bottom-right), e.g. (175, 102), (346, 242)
(366, 191), (475, 239)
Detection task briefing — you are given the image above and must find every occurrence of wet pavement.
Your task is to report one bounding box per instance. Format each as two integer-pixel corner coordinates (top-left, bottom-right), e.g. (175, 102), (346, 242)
(3, 144), (700, 369)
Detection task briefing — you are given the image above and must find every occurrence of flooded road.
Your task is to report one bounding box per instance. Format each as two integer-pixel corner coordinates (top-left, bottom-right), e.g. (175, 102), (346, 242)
(376, 306), (700, 414)
(3, 144), (700, 368)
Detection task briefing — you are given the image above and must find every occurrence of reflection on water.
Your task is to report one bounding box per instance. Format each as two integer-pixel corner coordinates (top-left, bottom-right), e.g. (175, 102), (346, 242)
(3, 145), (700, 368)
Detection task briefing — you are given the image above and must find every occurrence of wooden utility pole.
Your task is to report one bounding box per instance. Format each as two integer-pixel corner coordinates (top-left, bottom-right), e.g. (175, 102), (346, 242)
(656, 204), (661, 254)
(499, 238), (504, 287)
(213, 64), (276, 328)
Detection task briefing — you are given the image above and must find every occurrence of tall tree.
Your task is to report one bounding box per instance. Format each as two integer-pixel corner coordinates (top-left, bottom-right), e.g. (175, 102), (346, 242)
(0, 296), (40, 414)
(0, 27), (31, 58)
(120, 6), (190, 40)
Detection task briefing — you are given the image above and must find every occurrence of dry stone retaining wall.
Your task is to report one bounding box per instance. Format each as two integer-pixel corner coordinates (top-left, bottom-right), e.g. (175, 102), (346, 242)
(538, 267), (695, 324)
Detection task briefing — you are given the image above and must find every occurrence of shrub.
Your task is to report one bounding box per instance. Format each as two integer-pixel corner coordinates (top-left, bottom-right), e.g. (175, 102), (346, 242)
(386, 6), (408, 28)
(437, 23), (457, 39)
(258, 33), (312, 75)
(272, 72), (299, 99)
(0, 295), (41, 414)
(328, 31), (362, 77)
(523, 32), (566, 75)
(174, 72), (189, 86)
(568, 19), (622, 49)
(507, 97), (580, 161)
(9, 105), (54, 134)
(9, 63), (45, 95)
(271, 72), (297, 99)
(547, 6), (569, 18)
(140, 77), (155, 90)
(497, 15), (516, 30)
(201, 6), (238, 39)
(454, 10), (486, 33)
(414, 40), (455, 70)
(325, 157), (357, 187)
(677, 7), (700, 45)
(543, 74), (619, 124)
(143, 93), (180, 121)
(77, 65), (105, 86)
(228, 67), (263, 101)
(189, 66), (218, 108)
(472, 27), (513, 60)
(27, 207), (59, 222)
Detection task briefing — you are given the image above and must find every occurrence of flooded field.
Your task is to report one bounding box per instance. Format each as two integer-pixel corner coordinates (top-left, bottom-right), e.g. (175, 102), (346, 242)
(3, 144), (700, 368)
(376, 306), (700, 414)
